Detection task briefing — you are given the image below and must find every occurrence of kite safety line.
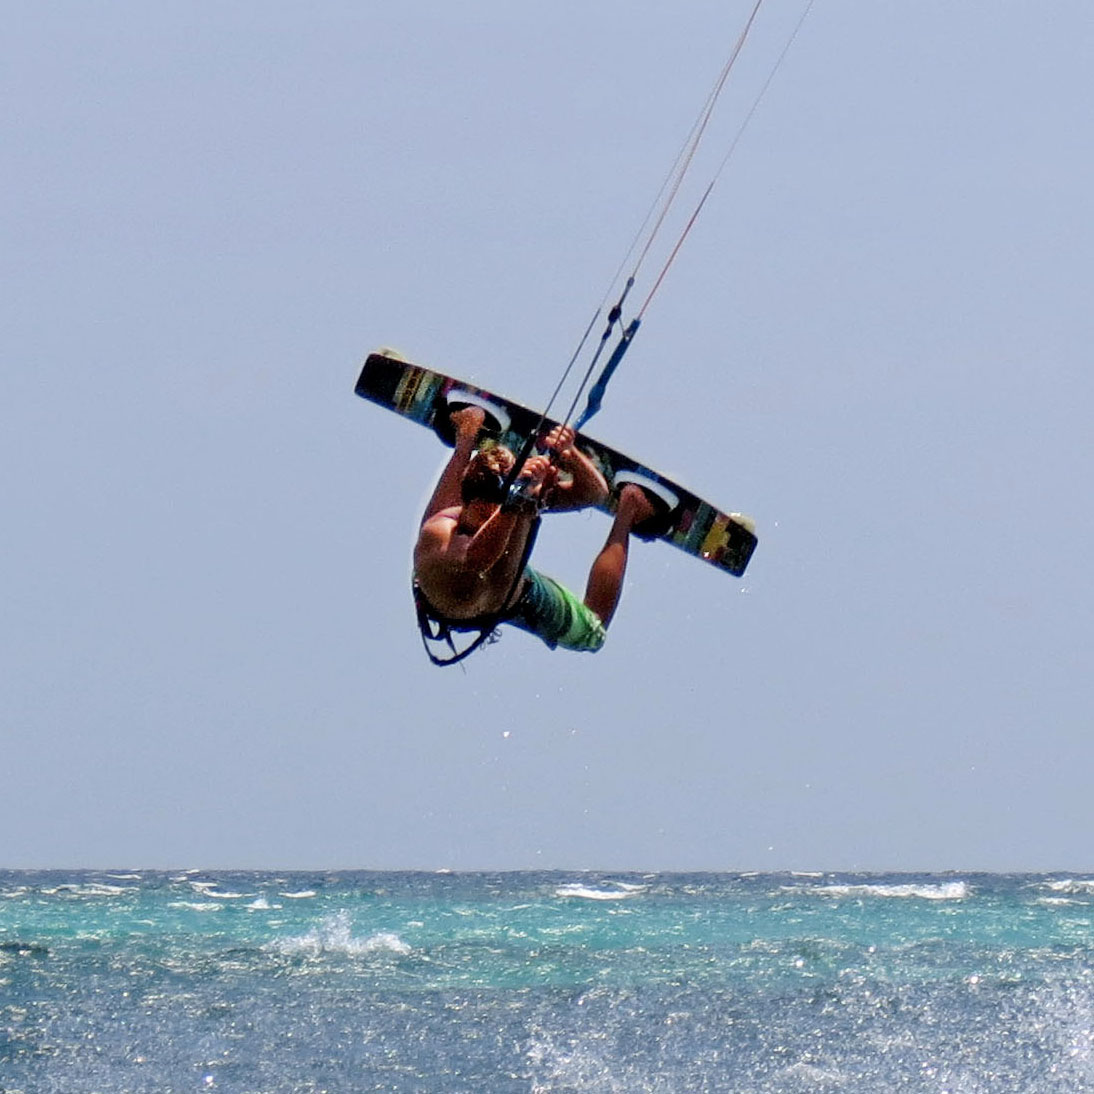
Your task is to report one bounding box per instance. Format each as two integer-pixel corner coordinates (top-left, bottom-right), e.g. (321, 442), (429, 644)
(548, 1), (768, 436)
(635, 0), (815, 323)
(502, 1), (769, 470)
(549, 0), (815, 435)
(498, 0), (812, 502)
(628, 0), (768, 292)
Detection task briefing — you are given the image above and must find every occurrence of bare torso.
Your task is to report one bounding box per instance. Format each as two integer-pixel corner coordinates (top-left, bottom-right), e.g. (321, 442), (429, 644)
(413, 504), (535, 620)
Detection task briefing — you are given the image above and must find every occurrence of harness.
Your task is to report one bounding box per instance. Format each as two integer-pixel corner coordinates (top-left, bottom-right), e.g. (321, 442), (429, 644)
(413, 515), (540, 667)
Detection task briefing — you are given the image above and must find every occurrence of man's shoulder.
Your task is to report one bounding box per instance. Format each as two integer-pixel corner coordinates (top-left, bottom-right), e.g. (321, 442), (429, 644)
(420, 506), (461, 534)
(426, 503), (461, 520)
(416, 508), (461, 557)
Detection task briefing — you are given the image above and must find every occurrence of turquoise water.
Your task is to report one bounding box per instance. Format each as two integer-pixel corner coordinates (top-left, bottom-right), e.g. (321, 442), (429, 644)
(3, 871), (1094, 1091)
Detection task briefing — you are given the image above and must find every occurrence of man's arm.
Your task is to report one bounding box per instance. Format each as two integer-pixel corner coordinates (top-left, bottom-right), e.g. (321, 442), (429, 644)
(417, 502), (526, 577)
(419, 407), (485, 526)
(458, 455), (553, 570)
(542, 425), (609, 511)
(460, 508), (525, 573)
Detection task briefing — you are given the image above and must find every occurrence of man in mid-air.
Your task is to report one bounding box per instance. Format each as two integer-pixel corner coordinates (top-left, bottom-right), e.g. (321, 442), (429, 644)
(413, 406), (656, 654)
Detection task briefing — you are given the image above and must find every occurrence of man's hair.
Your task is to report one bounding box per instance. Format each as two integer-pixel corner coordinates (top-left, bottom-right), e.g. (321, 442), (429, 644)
(461, 443), (515, 504)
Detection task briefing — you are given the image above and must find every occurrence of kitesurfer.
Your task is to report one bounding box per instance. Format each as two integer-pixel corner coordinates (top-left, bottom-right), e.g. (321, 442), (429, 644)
(413, 406), (657, 653)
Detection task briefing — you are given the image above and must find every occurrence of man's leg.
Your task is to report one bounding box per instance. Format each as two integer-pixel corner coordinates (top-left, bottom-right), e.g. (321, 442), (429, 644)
(583, 484), (657, 627)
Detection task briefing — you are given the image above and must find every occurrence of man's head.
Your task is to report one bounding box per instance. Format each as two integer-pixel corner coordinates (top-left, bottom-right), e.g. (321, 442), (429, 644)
(461, 443), (515, 505)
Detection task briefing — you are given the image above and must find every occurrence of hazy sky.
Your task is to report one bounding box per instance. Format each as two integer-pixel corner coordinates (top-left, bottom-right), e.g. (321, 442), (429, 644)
(5, 2), (1093, 871)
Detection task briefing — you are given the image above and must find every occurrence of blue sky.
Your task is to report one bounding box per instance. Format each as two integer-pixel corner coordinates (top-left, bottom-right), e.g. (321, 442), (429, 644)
(4, 1), (1093, 870)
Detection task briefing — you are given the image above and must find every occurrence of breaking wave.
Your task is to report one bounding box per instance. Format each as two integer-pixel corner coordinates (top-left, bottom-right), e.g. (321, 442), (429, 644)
(555, 881), (646, 901)
(801, 880), (971, 901)
(267, 912), (412, 958)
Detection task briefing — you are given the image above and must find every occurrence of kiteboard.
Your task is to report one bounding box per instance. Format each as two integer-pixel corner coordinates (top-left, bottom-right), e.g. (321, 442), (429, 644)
(355, 350), (757, 577)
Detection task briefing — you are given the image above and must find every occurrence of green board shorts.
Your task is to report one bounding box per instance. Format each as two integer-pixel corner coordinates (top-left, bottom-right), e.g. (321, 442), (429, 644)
(507, 567), (606, 652)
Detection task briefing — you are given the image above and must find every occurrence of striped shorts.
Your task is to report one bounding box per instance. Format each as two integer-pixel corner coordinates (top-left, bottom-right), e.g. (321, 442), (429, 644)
(507, 568), (607, 653)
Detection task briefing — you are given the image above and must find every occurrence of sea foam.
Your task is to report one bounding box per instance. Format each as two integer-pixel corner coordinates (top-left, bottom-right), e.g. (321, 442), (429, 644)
(804, 880), (971, 901)
(41, 882), (133, 898)
(187, 881), (252, 899)
(555, 881), (646, 901)
(1043, 878), (1094, 895)
(269, 912), (412, 958)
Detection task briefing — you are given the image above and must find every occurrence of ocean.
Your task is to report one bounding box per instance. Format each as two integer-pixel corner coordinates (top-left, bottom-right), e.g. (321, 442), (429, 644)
(2, 871), (1093, 1093)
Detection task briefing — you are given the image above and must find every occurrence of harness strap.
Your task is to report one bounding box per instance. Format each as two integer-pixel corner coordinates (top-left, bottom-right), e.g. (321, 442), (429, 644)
(413, 583), (506, 667)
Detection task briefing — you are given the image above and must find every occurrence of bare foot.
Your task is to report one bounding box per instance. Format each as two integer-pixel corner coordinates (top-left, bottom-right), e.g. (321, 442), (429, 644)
(616, 483), (658, 530)
(450, 405), (486, 444)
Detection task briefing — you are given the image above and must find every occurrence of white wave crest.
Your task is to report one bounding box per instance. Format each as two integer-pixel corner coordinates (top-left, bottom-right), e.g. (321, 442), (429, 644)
(41, 883), (133, 898)
(268, 912), (412, 958)
(1044, 878), (1094, 895)
(804, 881), (971, 901)
(167, 901), (223, 913)
(279, 890), (318, 899)
(555, 881), (645, 901)
(185, 881), (252, 899)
